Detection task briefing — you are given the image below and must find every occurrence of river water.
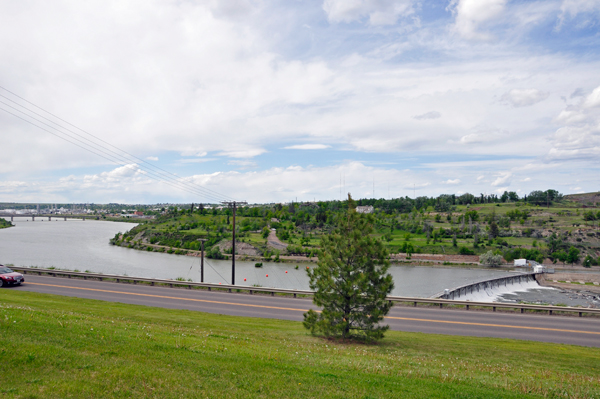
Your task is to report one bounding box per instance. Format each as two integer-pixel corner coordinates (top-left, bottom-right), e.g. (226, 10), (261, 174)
(0, 218), (526, 298)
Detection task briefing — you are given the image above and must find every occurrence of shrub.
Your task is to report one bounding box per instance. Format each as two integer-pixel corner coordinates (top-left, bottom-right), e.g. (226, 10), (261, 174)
(459, 246), (474, 255)
(479, 250), (504, 267)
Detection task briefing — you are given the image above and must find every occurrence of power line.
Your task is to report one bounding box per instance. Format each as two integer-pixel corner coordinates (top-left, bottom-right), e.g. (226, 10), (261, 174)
(0, 104), (225, 202)
(0, 93), (232, 202)
(0, 86), (237, 203)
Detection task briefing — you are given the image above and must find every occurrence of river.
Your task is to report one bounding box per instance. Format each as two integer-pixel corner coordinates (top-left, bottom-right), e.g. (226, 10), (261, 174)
(0, 218), (525, 298)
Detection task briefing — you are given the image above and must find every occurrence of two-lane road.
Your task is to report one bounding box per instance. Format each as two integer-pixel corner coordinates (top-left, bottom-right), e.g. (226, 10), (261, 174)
(9, 275), (600, 347)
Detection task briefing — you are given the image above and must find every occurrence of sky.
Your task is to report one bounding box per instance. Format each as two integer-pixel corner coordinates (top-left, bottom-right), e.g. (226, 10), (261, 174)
(1, 0), (599, 204)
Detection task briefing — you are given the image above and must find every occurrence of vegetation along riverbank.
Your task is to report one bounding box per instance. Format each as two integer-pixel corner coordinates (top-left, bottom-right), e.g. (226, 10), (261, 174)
(109, 190), (600, 269)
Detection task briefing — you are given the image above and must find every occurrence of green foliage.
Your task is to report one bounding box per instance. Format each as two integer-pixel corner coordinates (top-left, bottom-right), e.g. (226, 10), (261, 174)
(567, 246), (580, 265)
(583, 210), (597, 221)
(304, 197), (394, 341)
(459, 246), (474, 255)
(503, 248), (544, 264)
(261, 226), (270, 239)
(400, 242), (414, 256)
(464, 210), (479, 222)
(206, 246), (224, 260)
(489, 221), (499, 238)
(479, 250), (504, 267)
(506, 209), (530, 221)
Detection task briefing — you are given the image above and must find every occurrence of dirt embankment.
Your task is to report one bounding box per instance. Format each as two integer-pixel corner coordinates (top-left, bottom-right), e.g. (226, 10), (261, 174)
(391, 253), (480, 264)
(216, 241), (260, 256)
(267, 230), (288, 251)
(537, 272), (600, 294)
(565, 192), (600, 206)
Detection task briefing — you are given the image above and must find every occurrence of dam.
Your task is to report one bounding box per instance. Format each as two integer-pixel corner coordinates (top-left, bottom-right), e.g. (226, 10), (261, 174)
(435, 272), (545, 302)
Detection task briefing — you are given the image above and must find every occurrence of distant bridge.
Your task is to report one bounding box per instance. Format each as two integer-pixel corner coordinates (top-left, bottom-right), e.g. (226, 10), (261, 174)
(0, 213), (96, 221)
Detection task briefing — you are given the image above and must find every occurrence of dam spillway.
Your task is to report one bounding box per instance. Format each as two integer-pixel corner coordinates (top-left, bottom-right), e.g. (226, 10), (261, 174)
(435, 273), (542, 302)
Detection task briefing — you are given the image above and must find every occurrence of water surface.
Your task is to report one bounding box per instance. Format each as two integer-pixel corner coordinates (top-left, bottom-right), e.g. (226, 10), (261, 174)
(1, 218), (518, 297)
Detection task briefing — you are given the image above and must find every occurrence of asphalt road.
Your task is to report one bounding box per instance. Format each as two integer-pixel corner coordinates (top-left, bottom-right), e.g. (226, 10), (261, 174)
(7, 274), (600, 347)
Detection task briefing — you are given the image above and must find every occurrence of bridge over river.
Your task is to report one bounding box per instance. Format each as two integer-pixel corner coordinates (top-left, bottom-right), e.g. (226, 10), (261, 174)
(0, 213), (96, 221)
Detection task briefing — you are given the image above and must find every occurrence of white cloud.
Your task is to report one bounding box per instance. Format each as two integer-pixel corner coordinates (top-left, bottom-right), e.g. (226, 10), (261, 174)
(491, 172), (512, 187)
(323, 0), (417, 26)
(501, 89), (550, 107)
(283, 144), (331, 150)
(450, 0), (508, 40)
(558, 0), (600, 26)
(444, 179), (461, 185)
(583, 86), (600, 108)
(413, 111), (441, 120)
(227, 160), (258, 169)
(1, 1), (599, 202)
(548, 85), (600, 162)
(146, 156), (159, 161)
(217, 149), (267, 158)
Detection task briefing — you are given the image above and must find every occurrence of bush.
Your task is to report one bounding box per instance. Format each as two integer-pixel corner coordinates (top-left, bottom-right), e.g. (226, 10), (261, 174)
(459, 246), (474, 255)
(206, 246), (224, 259)
(479, 250), (504, 267)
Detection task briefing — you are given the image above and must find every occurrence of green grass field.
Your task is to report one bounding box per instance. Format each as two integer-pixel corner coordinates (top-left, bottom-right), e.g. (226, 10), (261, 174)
(2, 290), (600, 398)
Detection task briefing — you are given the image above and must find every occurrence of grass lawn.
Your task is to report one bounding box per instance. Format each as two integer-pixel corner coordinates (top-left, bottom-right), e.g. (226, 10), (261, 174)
(2, 290), (600, 398)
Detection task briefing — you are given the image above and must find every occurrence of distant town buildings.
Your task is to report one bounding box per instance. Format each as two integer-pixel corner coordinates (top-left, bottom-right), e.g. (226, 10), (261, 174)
(356, 205), (374, 214)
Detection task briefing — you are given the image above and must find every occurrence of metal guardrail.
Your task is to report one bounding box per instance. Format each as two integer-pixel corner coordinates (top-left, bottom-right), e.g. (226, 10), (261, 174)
(13, 267), (313, 298)
(12, 267), (600, 317)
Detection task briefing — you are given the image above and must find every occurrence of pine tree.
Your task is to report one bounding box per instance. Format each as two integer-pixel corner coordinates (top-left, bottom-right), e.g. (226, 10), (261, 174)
(303, 194), (394, 341)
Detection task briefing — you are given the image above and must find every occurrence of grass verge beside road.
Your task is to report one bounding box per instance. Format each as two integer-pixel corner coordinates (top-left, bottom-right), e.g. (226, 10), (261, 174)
(2, 289), (600, 398)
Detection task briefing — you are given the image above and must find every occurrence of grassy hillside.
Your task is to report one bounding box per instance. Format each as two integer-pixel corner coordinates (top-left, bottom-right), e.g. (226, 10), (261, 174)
(2, 289), (600, 398)
(112, 200), (600, 266)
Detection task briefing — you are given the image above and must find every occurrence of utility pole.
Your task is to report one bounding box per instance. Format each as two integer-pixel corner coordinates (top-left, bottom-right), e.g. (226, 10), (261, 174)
(199, 238), (207, 283)
(221, 200), (247, 285)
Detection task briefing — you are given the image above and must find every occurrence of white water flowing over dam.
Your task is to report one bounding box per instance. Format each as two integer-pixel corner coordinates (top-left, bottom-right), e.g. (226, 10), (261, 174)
(459, 278), (552, 302)
(437, 273), (555, 303)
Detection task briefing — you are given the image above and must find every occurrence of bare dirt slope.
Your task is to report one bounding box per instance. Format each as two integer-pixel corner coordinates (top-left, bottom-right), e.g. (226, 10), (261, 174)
(267, 230), (288, 251)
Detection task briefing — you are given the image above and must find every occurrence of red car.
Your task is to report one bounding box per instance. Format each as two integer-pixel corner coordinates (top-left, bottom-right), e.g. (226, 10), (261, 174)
(0, 265), (24, 287)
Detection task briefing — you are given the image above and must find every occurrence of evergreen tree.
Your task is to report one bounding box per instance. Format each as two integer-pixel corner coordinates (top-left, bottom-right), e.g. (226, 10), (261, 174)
(303, 195), (394, 341)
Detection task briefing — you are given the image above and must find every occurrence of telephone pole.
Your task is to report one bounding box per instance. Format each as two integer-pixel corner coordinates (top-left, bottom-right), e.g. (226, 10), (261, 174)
(221, 200), (247, 285)
(199, 238), (207, 283)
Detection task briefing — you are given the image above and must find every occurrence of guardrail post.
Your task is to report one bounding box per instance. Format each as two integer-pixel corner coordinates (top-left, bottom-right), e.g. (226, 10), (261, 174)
(579, 312), (582, 317)
(493, 307), (496, 312)
(169, 284), (173, 288)
(439, 303), (443, 308)
(466, 305), (469, 310)
(188, 285), (192, 290)
(116, 279), (120, 283)
(249, 290), (253, 295)
(549, 310), (552, 315)
(271, 292), (275, 297)
(151, 282), (154, 286)
(68, 275), (71, 278)
(208, 287), (211, 291)
(133, 280), (137, 285)
(414, 301), (417, 307)
(293, 293), (297, 298)
(229, 289), (232, 293)
(520, 308), (524, 314)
